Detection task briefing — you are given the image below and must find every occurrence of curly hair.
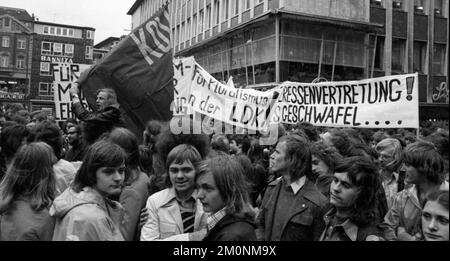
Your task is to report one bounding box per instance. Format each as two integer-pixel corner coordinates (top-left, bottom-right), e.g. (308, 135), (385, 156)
(311, 141), (343, 175)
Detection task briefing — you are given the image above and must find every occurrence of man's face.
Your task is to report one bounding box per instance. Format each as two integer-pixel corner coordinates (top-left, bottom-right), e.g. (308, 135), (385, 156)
(94, 164), (125, 198)
(378, 147), (395, 171)
(96, 92), (109, 110)
(270, 141), (290, 173)
(67, 126), (80, 145)
(401, 163), (422, 185)
(312, 155), (331, 177)
(197, 171), (225, 214)
(169, 161), (196, 196)
(330, 172), (360, 209)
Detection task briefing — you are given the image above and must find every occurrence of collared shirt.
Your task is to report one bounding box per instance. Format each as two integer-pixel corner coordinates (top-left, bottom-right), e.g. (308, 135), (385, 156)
(320, 208), (359, 241)
(382, 172), (399, 209)
(286, 176), (307, 195)
(207, 208), (227, 232)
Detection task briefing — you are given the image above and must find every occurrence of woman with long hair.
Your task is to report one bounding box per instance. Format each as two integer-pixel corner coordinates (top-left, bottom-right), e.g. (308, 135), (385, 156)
(0, 142), (56, 241)
(421, 190), (449, 241)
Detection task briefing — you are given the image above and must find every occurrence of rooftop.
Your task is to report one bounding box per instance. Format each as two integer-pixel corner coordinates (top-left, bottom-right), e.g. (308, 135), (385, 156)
(0, 6), (33, 21)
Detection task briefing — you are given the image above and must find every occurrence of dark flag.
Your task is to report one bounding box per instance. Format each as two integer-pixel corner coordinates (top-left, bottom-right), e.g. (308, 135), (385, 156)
(78, 5), (173, 140)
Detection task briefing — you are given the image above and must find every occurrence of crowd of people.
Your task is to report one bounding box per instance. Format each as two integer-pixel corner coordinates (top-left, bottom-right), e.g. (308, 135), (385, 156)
(0, 88), (448, 241)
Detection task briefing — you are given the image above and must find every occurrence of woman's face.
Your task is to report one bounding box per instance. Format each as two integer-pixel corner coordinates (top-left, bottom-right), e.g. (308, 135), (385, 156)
(422, 200), (449, 241)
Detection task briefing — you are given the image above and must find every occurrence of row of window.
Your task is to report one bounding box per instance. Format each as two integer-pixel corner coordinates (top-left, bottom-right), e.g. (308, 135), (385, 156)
(0, 54), (26, 69)
(38, 82), (54, 97)
(1, 36), (26, 49)
(41, 42), (74, 57)
(172, 0), (264, 48)
(42, 25), (94, 40)
(371, 0), (447, 17)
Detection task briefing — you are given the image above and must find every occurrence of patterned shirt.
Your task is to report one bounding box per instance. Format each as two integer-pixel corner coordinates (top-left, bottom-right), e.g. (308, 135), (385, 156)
(207, 208), (227, 232)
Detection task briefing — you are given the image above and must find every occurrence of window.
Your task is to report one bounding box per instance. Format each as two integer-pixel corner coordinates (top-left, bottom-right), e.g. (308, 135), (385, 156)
(393, 0), (404, 10)
(41, 42), (51, 55)
(232, 0), (240, 16)
(2, 36), (10, 48)
(16, 56), (25, 69)
(223, 0), (230, 20)
(392, 38), (406, 72)
(199, 10), (204, 34)
(4, 18), (10, 27)
(68, 29), (75, 37)
(50, 27), (55, 35)
(414, 0), (425, 13)
(245, 0), (251, 10)
(413, 41), (426, 73)
(186, 18), (191, 42)
(39, 82), (54, 96)
(56, 27), (62, 35)
(214, 0), (220, 26)
(192, 14), (198, 38)
(433, 44), (446, 75)
(86, 30), (95, 40)
(17, 39), (26, 49)
(434, 0), (445, 16)
(0, 54), (9, 68)
(370, 0), (383, 7)
(85, 46), (93, 59)
(62, 28), (68, 36)
(65, 44), (74, 56)
(43, 26), (49, 34)
(206, 5), (212, 29)
(40, 62), (51, 75)
(53, 43), (63, 55)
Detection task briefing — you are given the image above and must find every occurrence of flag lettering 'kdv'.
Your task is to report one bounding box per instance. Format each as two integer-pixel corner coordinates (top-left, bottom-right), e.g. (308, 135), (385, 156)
(77, 5), (173, 139)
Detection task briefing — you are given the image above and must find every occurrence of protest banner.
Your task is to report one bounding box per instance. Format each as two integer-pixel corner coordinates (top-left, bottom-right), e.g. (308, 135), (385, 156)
(174, 57), (420, 130)
(187, 63), (280, 132)
(52, 63), (91, 121)
(274, 74), (420, 129)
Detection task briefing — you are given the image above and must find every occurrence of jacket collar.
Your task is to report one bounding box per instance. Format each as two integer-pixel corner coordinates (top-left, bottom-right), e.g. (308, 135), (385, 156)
(322, 208), (358, 241)
(160, 187), (199, 207)
(406, 181), (449, 209)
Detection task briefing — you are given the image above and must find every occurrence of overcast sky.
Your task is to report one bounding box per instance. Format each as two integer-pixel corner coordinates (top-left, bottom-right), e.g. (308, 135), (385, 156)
(1, 0), (136, 45)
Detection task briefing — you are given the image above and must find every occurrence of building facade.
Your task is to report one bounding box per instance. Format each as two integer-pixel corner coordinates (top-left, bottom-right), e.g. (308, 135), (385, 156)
(93, 36), (125, 63)
(29, 21), (95, 112)
(0, 7), (33, 108)
(128, 0), (449, 121)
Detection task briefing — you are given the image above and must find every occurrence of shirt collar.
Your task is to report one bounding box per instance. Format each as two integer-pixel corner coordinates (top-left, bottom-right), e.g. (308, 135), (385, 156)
(289, 176), (307, 195)
(323, 208), (358, 242)
(207, 208), (227, 232)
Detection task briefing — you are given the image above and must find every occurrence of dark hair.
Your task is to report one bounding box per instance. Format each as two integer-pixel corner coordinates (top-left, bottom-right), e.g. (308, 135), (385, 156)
(211, 135), (230, 154)
(72, 140), (127, 193)
(325, 129), (354, 157)
(0, 142), (56, 213)
(278, 135), (313, 181)
(33, 120), (63, 159)
(403, 141), (445, 185)
(334, 156), (382, 226)
(348, 142), (378, 161)
(196, 155), (255, 220)
(0, 124), (30, 161)
(422, 190), (449, 210)
(104, 128), (141, 183)
(295, 122), (320, 142)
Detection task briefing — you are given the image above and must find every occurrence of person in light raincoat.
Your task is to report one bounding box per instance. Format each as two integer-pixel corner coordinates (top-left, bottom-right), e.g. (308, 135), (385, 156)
(50, 140), (127, 241)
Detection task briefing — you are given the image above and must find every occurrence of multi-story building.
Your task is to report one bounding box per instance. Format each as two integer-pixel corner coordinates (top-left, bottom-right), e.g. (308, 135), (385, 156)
(128, 0), (449, 121)
(29, 21), (95, 112)
(93, 36), (125, 63)
(0, 6), (34, 108)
